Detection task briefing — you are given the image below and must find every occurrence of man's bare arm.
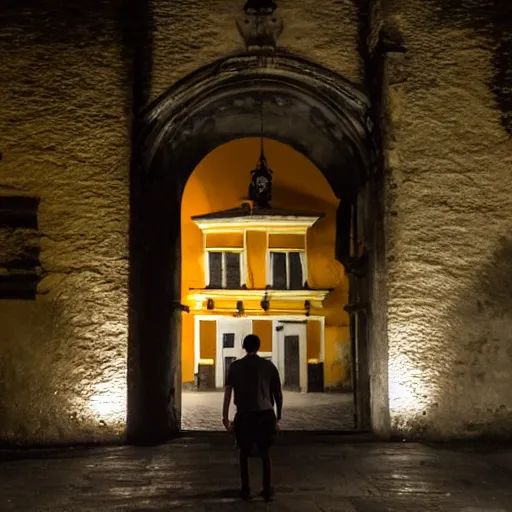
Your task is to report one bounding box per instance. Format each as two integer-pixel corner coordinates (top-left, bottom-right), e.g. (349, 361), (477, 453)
(272, 369), (283, 421)
(222, 385), (233, 426)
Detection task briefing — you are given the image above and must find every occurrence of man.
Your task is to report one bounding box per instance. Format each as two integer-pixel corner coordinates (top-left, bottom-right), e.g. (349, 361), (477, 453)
(222, 334), (283, 502)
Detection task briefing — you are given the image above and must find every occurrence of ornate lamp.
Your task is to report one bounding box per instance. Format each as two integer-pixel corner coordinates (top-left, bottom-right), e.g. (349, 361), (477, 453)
(260, 291), (270, 311)
(248, 82), (273, 209)
(234, 300), (246, 317)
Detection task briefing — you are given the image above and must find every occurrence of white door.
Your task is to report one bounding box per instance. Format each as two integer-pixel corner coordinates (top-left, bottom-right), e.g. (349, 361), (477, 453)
(216, 319), (252, 388)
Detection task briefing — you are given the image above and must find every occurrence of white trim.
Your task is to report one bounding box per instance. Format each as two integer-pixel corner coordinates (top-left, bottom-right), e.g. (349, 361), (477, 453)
(205, 247), (244, 252)
(272, 320), (279, 369)
(300, 252), (308, 285)
(189, 289), (330, 303)
(194, 315), (200, 374)
(285, 252), (290, 288)
(215, 320), (223, 388)
(194, 216), (321, 232)
(242, 230), (248, 287)
(240, 249), (246, 287)
(276, 322), (285, 379)
(320, 317), (326, 363)
(222, 253), (227, 288)
(203, 233), (208, 289)
(195, 314), (323, 321)
(268, 251), (274, 287)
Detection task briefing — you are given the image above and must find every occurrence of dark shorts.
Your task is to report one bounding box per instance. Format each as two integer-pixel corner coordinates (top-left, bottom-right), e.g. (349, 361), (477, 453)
(234, 410), (277, 452)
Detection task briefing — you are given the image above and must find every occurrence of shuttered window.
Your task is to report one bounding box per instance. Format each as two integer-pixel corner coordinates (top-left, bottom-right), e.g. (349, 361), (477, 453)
(272, 252), (287, 289)
(207, 251), (242, 289)
(225, 252), (241, 289)
(288, 252), (303, 290)
(208, 252), (223, 288)
(269, 251), (305, 290)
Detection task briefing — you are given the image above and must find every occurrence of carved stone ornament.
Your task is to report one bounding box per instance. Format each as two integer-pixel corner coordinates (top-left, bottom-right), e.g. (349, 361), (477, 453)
(237, 1), (283, 49)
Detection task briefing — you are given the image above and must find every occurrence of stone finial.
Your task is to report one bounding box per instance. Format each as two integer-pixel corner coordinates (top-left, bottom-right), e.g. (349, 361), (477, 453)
(237, 1), (283, 49)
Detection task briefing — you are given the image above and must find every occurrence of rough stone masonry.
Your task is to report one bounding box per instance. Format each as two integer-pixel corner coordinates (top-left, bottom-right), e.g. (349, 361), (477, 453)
(0, 0), (510, 444)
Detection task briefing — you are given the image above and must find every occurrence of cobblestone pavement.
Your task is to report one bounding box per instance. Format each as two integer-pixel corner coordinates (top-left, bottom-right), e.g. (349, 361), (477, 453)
(182, 391), (355, 431)
(2, 437), (512, 511)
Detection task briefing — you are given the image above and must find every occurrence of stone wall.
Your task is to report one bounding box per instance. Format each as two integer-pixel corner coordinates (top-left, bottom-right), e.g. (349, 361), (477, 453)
(0, 0), (511, 443)
(150, 0), (363, 100)
(379, 0), (512, 438)
(0, 1), (129, 444)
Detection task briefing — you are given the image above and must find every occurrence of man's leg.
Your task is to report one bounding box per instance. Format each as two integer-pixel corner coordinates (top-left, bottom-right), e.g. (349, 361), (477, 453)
(239, 445), (250, 497)
(258, 444), (273, 501)
(234, 414), (251, 499)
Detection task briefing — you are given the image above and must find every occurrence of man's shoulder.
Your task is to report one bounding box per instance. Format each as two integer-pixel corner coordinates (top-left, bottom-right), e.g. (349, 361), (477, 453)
(230, 358), (243, 371)
(259, 357), (278, 372)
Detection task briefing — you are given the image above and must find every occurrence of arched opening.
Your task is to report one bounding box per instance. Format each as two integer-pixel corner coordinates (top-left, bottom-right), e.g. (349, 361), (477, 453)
(127, 51), (380, 443)
(180, 138), (355, 431)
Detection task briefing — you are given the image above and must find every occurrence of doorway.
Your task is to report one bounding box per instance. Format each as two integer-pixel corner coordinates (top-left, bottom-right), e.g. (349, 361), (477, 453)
(284, 335), (300, 391)
(179, 139), (358, 431)
(127, 51), (381, 443)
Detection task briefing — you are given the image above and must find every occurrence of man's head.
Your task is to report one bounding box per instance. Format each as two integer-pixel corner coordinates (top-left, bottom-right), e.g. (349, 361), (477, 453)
(242, 334), (261, 354)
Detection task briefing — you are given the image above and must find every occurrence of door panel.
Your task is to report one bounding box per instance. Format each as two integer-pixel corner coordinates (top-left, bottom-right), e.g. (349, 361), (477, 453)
(284, 335), (300, 390)
(224, 356), (237, 386)
(216, 319), (252, 388)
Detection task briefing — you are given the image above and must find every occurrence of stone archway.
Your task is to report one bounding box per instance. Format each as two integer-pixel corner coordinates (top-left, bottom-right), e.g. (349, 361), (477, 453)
(127, 50), (380, 444)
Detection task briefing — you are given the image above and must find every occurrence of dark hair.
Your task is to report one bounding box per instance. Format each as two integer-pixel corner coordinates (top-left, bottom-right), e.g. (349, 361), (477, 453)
(242, 334), (261, 353)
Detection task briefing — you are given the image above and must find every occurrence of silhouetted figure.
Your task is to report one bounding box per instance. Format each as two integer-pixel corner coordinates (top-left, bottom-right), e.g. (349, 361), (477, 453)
(222, 334), (283, 502)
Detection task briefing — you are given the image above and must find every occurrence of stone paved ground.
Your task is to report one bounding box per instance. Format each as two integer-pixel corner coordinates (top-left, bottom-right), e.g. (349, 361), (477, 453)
(181, 391), (355, 431)
(1, 436), (512, 511)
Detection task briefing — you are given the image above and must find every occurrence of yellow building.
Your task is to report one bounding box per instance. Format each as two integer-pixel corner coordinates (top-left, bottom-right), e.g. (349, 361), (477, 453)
(181, 140), (351, 392)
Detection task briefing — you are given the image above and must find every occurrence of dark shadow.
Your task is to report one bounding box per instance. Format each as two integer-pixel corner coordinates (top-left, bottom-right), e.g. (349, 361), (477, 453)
(430, 0), (512, 134)
(432, 235), (512, 438)
(0, 196), (40, 300)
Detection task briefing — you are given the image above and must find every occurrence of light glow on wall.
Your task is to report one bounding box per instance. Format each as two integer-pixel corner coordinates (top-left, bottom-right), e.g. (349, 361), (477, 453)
(193, 294), (206, 310)
(388, 333), (441, 428)
(88, 379), (126, 423)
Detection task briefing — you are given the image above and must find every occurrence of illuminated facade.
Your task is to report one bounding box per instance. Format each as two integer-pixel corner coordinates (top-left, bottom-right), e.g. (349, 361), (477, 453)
(189, 205), (328, 390)
(181, 139), (351, 392)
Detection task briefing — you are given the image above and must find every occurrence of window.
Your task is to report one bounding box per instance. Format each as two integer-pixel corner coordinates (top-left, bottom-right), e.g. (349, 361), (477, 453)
(222, 333), (235, 348)
(269, 251), (306, 290)
(207, 251), (242, 289)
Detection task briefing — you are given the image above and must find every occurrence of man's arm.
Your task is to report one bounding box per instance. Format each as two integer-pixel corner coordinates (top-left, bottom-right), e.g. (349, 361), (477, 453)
(271, 366), (283, 421)
(222, 363), (235, 430)
(222, 385), (233, 430)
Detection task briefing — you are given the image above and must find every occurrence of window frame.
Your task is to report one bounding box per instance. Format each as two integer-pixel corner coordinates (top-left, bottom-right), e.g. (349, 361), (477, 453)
(205, 248), (245, 289)
(267, 249), (307, 290)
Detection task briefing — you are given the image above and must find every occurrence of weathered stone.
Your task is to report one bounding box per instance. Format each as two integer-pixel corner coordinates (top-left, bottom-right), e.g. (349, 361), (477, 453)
(0, 0), (510, 444)
(379, 0), (512, 438)
(1, 439), (512, 510)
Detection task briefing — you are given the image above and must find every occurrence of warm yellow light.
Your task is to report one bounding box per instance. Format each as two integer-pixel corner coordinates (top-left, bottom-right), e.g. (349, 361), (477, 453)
(192, 294), (206, 310)
(388, 325), (440, 430)
(199, 358), (214, 365)
(308, 358), (319, 364)
(88, 380), (126, 423)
